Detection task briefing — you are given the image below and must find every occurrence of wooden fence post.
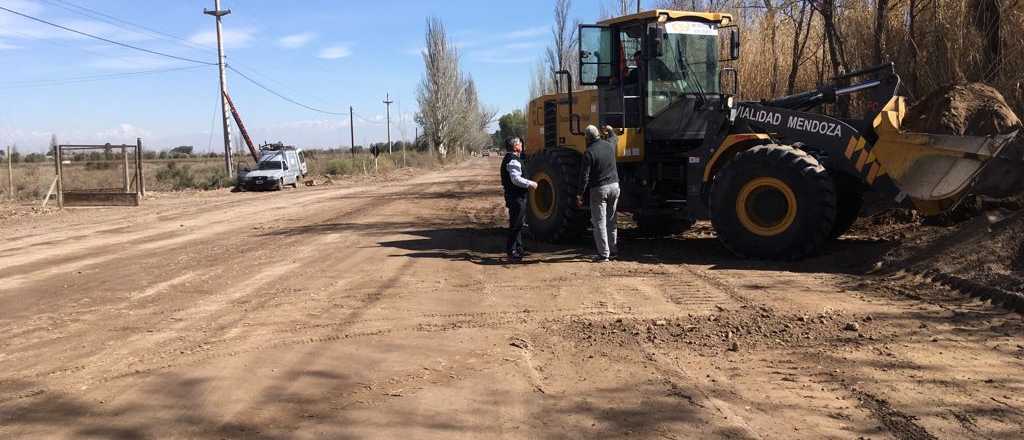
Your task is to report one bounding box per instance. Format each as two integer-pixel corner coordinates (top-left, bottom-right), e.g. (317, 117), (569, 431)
(137, 138), (145, 197)
(56, 146), (63, 209)
(122, 145), (130, 192)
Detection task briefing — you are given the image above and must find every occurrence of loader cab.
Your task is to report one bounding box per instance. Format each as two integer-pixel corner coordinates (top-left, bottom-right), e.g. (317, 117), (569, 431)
(579, 11), (736, 153)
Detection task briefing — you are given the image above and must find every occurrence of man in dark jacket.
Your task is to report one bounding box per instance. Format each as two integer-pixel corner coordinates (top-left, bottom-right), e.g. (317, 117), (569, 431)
(501, 137), (537, 262)
(576, 125), (620, 262)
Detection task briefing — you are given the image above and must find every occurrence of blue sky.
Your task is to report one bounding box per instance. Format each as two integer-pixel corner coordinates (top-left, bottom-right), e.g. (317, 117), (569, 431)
(0, 0), (625, 153)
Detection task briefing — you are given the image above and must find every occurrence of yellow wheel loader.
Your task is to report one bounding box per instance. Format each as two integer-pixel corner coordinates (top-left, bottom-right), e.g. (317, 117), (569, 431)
(524, 9), (1022, 260)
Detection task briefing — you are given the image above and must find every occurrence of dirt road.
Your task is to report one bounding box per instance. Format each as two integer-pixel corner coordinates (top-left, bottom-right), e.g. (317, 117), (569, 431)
(1, 158), (1022, 439)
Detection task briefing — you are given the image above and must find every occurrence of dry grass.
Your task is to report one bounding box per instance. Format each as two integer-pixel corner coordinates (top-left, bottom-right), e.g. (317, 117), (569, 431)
(659, 0), (1024, 115)
(0, 150), (447, 202)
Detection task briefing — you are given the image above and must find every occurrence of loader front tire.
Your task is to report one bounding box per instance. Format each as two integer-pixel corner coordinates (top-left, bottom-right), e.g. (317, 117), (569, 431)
(830, 175), (864, 238)
(526, 148), (588, 242)
(710, 144), (836, 260)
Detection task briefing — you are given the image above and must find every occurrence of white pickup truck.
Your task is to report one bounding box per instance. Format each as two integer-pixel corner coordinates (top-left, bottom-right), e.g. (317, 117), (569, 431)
(237, 146), (307, 191)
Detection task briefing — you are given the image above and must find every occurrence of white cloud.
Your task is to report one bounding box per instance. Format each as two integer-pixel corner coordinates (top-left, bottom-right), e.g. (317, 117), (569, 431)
(277, 32), (315, 49)
(317, 44), (351, 60)
(504, 41), (544, 50)
(0, 12), (151, 43)
(467, 49), (533, 65)
(454, 40), (483, 50)
(94, 123), (152, 142)
(0, 0), (44, 17)
(188, 28), (255, 49)
(273, 119), (348, 130)
(500, 26), (549, 40)
(0, 42), (20, 50)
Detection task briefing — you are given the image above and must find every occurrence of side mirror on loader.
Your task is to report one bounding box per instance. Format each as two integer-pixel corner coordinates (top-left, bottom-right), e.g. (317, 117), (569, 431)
(719, 26), (740, 62)
(646, 26), (664, 58)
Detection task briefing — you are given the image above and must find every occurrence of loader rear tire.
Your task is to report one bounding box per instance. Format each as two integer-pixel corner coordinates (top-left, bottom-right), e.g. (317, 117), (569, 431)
(526, 148), (588, 242)
(710, 144), (836, 260)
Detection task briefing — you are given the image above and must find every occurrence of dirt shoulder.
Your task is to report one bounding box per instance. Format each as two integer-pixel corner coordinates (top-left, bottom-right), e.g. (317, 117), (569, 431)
(0, 157), (1022, 439)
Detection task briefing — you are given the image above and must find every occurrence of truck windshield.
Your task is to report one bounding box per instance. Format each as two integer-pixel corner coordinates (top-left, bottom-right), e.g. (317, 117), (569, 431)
(647, 21), (720, 116)
(257, 161), (283, 170)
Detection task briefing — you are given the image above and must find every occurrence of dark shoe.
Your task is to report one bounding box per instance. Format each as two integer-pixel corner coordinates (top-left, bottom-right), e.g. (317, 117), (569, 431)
(508, 254), (523, 263)
(609, 252), (618, 260)
(591, 255), (610, 263)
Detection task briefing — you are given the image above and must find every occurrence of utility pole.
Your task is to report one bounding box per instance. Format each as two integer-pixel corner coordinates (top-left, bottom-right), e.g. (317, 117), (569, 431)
(6, 145), (12, 201)
(398, 99), (406, 167)
(383, 93), (393, 155)
(349, 106), (355, 157)
(637, 0), (641, 13)
(204, 0), (232, 174)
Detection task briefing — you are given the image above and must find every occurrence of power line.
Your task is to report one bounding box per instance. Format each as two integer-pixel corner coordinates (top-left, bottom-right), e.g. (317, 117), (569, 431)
(35, 0), (353, 122)
(0, 5), (217, 65)
(47, 0), (344, 115)
(0, 65), (211, 89)
(226, 64), (347, 115)
(227, 62), (336, 108)
(6, 28), (175, 72)
(41, 0), (217, 55)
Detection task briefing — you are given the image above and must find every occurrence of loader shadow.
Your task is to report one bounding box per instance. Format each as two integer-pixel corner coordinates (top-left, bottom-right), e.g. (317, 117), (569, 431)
(615, 228), (899, 274)
(377, 224), (895, 273)
(260, 215), (893, 273)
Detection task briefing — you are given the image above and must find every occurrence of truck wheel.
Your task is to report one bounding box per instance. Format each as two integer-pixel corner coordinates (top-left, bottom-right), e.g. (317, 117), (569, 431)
(292, 177), (300, 189)
(710, 144), (836, 260)
(526, 148), (588, 242)
(276, 178), (284, 191)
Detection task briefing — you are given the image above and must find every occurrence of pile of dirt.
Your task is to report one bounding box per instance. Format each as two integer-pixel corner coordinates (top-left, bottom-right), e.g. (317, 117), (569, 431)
(868, 83), (1024, 311)
(877, 210), (1024, 314)
(556, 306), (872, 356)
(904, 83), (1021, 135)
(908, 83), (1024, 216)
(883, 211), (1024, 288)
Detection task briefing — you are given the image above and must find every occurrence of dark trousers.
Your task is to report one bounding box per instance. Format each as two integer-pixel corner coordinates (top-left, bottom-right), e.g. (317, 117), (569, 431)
(505, 195), (526, 257)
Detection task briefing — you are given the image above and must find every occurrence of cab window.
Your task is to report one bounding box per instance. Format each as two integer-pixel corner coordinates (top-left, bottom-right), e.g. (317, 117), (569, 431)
(647, 21), (720, 116)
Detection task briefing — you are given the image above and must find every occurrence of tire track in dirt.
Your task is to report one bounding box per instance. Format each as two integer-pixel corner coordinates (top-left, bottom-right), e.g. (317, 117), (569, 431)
(0, 307), (618, 405)
(0, 187), (393, 290)
(0, 177), (430, 380)
(0, 162), (520, 406)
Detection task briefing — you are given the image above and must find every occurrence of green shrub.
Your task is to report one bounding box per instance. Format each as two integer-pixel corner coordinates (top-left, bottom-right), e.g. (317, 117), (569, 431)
(155, 162), (196, 190)
(325, 159), (357, 176)
(202, 168), (234, 190)
(84, 161), (115, 171)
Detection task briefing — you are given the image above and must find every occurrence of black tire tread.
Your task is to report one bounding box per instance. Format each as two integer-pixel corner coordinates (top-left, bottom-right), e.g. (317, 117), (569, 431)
(830, 175), (864, 238)
(527, 148), (588, 242)
(710, 144), (836, 260)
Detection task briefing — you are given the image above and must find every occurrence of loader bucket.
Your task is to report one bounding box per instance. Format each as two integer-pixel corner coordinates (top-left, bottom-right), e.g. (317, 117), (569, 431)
(868, 96), (1022, 216)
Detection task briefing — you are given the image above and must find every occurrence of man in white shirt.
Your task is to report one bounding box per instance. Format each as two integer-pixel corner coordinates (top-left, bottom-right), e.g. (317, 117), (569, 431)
(500, 137), (537, 262)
